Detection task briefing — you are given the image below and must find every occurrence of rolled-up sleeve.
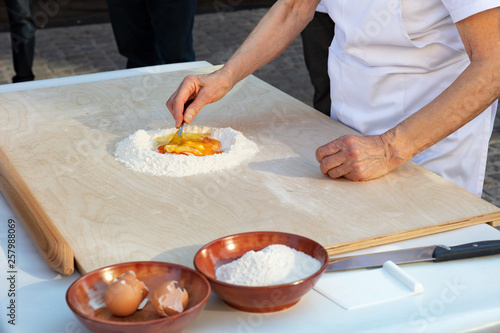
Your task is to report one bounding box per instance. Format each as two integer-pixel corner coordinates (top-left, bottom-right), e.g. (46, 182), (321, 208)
(441, 0), (500, 22)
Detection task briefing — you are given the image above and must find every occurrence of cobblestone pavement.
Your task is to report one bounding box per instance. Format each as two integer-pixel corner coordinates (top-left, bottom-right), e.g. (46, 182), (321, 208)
(1, 8), (500, 207)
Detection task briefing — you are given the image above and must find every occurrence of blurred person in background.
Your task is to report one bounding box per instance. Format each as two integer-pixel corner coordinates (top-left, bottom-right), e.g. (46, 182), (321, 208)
(301, 1), (334, 116)
(106, 0), (196, 68)
(4, 0), (36, 82)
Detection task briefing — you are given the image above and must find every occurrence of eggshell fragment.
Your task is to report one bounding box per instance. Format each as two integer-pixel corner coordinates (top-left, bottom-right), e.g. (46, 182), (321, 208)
(152, 280), (189, 317)
(104, 271), (149, 316)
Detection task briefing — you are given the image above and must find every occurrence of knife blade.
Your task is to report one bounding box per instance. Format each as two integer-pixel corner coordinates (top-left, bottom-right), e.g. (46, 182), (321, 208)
(327, 240), (500, 272)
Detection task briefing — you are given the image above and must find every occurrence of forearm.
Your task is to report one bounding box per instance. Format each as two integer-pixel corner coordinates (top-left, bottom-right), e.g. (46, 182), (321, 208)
(219, 0), (319, 87)
(383, 58), (500, 162)
(383, 8), (500, 163)
(166, 0), (319, 126)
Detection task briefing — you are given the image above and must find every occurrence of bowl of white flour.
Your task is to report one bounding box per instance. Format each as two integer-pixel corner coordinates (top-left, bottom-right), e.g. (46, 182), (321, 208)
(193, 231), (328, 313)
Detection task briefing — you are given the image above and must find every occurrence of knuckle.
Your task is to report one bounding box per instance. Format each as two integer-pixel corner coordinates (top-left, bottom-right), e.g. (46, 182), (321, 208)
(346, 147), (362, 160)
(184, 74), (196, 82)
(342, 135), (357, 145)
(327, 169), (340, 179)
(319, 160), (329, 174)
(316, 147), (326, 161)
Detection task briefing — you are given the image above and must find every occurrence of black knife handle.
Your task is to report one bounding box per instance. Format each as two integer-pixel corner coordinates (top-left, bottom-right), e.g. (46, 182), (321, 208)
(433, 240), (500, 262)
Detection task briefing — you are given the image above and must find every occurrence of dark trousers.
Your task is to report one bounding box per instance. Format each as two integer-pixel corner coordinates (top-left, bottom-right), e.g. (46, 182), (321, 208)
(5, 0), (36, 82)
(106, 0), (196, 69)
(301, 12), (335, 116)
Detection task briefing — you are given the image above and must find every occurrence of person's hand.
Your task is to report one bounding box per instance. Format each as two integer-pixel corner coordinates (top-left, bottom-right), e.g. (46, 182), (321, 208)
(166, 69), (234, 127)
(315, 134), (407, 181)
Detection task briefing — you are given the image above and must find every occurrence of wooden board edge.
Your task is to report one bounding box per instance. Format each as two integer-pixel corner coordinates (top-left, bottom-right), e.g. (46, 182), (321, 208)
(0, 148), (74, 275)
(326, 211), (500, 256)
(75, 257), (87, 276)
(487, 220), (500, 228)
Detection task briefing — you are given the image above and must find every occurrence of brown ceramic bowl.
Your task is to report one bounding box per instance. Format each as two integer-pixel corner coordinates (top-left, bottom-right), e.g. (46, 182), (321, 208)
(193, 231), (328, 313)
(66, 261), (210, 333)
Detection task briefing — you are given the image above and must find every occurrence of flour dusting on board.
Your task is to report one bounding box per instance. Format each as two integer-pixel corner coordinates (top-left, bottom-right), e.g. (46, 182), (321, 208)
(114, 126), (259, 176)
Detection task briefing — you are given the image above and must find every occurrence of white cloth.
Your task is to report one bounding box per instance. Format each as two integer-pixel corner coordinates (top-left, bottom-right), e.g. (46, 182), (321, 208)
(322, 0), (500, 196)
(316, 1), (327, 13)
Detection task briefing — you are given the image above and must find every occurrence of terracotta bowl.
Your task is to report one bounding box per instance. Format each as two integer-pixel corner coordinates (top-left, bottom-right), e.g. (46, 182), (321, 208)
(193, 231), (328, 313)
(66, 261), (210, 333)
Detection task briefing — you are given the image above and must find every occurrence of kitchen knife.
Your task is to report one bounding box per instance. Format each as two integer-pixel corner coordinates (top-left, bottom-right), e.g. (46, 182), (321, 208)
(327, 240), (500, 272)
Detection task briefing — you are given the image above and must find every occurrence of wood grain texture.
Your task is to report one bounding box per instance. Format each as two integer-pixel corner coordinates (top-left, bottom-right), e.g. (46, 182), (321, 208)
(1, 65), (499, 275)
(0, 148), (74, 275)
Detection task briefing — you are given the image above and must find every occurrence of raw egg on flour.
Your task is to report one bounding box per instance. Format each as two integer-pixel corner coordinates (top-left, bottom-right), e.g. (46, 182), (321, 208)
(155, 132), (223, 156)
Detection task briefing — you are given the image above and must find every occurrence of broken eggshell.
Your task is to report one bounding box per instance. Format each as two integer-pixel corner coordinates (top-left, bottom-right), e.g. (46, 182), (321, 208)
(152, 280), (189, 317)
(104, 271), (149, 317)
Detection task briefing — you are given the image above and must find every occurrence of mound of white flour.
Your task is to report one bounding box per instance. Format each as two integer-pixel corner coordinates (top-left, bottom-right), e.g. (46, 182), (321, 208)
(114, 126), (259, 177)
(215, 244), (322, 286)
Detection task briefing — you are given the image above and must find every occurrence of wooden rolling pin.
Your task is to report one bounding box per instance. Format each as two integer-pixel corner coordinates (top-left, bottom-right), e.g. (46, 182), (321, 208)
(0, 148), (74, 275)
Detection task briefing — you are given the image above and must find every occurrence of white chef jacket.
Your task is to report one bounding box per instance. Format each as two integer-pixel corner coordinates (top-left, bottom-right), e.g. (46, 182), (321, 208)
(321, 0), (500, 196)
(316, 1), (327, 13)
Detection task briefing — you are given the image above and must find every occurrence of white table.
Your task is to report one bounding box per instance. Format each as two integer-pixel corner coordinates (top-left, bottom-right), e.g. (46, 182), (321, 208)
(1, 63), (500, 333)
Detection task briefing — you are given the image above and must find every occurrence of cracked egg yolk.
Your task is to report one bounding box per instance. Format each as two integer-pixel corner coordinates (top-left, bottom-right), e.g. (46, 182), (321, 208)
(155, 132), (223, 156)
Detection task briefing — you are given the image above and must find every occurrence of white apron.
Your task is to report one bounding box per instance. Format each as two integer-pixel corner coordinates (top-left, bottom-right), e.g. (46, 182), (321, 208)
(321, 0), (499, 196)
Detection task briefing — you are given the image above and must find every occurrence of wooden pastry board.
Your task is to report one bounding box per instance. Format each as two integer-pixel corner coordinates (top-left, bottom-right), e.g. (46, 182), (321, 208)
(1, 65), (499, 275)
